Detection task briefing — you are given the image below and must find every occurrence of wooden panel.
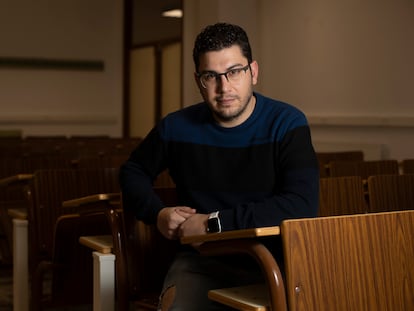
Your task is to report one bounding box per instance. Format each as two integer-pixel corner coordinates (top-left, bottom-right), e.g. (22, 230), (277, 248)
(282, 211), (414, 311)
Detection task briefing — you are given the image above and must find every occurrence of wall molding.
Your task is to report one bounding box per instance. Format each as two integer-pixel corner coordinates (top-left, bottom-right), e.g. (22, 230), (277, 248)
(0, 115), (117, 125)
(0, 57), (104, 71)
(308, 116), (414, 128)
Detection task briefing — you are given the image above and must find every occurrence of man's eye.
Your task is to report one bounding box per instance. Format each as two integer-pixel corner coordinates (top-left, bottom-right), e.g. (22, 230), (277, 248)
(203, 73), (216, 81)
(227, 69), (242, 77)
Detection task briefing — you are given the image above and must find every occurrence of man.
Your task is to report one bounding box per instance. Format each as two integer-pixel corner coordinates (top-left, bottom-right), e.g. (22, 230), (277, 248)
(120, 22), (319, 310)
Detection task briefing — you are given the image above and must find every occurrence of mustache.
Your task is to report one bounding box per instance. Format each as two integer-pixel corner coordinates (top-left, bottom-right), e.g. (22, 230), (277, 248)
(215, 95), (238, 101)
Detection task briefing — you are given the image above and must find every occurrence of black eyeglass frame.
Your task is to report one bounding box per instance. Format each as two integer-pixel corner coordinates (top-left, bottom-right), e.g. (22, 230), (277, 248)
(197, 63), (251, 89)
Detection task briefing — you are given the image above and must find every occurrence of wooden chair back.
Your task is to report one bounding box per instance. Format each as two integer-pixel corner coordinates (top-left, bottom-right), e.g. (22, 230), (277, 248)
(31, 212), (110, 309)
(282, 210), (414, 311)
(328, 159), (399, 179)
(367, 174), (414, 213)
(401, 159), (414, 174)
(318, 176), (367, 216)
(0, 155), (73, 264)
(316, 151), (364, 177)
(26, 168), (120, 272)
(26, 168), (120, 310)
(70, 153), (130, 169)
(0, 136), (138, 264)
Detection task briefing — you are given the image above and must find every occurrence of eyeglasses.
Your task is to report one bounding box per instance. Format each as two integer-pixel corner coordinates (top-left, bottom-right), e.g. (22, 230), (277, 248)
(197, 64), (251, 89)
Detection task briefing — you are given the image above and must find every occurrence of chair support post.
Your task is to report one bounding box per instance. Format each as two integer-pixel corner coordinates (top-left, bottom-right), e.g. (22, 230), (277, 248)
(199, 239), (287, 311)
(106, 207), (129, 311)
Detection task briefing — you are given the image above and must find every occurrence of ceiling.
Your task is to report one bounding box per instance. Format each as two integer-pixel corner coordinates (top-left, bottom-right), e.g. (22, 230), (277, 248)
(132, 0), (182, 46)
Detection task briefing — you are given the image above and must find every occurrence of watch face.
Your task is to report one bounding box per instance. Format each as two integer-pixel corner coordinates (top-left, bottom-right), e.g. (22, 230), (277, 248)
(207, 217), (220, 233)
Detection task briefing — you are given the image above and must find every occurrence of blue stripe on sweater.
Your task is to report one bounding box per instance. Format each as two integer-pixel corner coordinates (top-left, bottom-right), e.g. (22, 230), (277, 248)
(159, 93), (309, 148)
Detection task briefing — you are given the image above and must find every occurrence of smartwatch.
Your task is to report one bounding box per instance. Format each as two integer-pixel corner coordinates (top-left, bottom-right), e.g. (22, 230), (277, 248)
(207, 211), (222, 233)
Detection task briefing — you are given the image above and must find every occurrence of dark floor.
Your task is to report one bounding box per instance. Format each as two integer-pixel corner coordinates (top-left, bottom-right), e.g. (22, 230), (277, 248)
(0, 265), (12, 311)
(0, 264), (92, 311)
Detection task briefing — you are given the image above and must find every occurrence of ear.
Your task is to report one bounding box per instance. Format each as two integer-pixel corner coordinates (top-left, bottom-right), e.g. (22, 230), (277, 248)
(249, 60), (259, 85)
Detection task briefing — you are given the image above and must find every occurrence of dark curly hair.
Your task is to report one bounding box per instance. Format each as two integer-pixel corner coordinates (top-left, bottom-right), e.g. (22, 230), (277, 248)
(192, 23), (252, 73)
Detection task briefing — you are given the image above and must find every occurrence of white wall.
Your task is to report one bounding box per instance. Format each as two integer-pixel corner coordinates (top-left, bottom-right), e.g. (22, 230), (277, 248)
(182, 0), (414, 161)
(0, 0), (124, 137)
(259, 0), (414, 161)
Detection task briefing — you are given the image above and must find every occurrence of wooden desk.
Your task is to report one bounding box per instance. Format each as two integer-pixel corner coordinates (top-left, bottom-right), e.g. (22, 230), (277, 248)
(180, 226), (280, 244)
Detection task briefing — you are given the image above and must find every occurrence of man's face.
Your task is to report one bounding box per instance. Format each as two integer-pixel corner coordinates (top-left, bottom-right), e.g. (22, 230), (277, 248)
(195, 45), (259, 128)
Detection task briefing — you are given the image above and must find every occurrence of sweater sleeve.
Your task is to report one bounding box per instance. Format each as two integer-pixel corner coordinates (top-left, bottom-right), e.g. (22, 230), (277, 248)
(119, 126), (168, 224)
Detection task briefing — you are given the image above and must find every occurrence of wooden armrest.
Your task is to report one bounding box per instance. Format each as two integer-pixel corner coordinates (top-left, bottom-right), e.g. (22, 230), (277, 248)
(8, 207), (28, 220)
(0, 174), (33, 187)
(79, 235), (113, 253)
(62, 193), (121, 208)
(180, 226), (280, 244)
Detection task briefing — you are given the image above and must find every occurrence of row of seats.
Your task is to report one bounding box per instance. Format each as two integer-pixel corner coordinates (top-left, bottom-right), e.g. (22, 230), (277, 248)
(1, 146), (413, 310)
(74, 173), (414, 311)
(0, 136), (141, 158)
(0, 136), (141, 267)
(0, 136), (141, 178)
(2, 168), (122, 310)
(319, 174), (414, 216)
(316, 150), (414, 177)
(62, 168), (413, 310)
(0, 136), (175, 311)
(1, 166), (169, 310)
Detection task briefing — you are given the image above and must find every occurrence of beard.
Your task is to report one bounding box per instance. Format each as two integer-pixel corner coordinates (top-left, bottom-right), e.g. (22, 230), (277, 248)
(212, 92), (254, 123)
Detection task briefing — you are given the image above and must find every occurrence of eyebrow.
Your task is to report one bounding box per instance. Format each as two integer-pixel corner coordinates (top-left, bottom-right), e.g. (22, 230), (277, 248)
(199, 63), (246, 74)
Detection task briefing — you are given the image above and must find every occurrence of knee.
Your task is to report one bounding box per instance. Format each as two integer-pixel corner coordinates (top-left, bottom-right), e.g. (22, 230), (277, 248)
(159, 285), (176, 311)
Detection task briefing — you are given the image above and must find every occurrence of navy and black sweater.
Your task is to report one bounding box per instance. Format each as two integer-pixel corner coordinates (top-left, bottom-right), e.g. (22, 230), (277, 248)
(120, 92), (319, 231)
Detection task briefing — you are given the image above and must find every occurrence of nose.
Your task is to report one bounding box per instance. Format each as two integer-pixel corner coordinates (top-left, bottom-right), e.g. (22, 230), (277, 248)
(217, 73), (231, 90)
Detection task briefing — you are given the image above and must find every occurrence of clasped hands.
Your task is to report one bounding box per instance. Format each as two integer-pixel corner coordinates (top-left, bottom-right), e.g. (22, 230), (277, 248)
(157, 206), (209, 241)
